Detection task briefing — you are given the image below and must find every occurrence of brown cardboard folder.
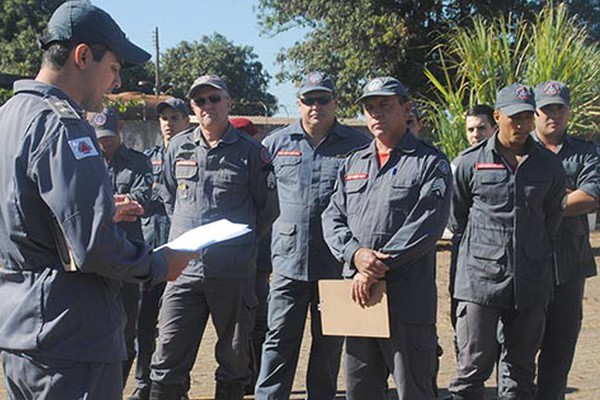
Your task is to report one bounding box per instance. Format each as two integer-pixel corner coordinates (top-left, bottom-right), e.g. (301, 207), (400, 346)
(318, 279), (390, 338)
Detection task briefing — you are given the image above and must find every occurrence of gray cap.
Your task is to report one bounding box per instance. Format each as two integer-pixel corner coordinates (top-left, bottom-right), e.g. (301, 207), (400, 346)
(39, 1), (150, 67)
(87, 107), (119, 138)
(156, 97), (190, 115)
(534, 81), (570, 108)
(187, 75), (229, 99)
(356, 77), (410, 103)
(495, 83), (536, 116)
(297, 72), (334, 97)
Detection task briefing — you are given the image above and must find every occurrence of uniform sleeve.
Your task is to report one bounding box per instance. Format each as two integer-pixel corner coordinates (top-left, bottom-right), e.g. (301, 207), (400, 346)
(249, 145), (279, 238)
(161, 143), (178, 218)
(576, 144), (600, 200)
(378, 155), (452, 269)
(126, 153), (153, 210)
(448, 155), (473, 236)
(29, 116), (167, 284)
(544, 160), (567, 237)
(321, 158), (363, 268)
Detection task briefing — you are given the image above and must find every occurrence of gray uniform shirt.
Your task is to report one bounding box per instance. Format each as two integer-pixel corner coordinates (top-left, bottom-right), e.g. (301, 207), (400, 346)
(322, 132), (452, 324)
(533, 133), (600, 285)
(263, 120), (371, 281)
(450, 134), (566, 309)
(0, 80), (168, 362)
(163, 125), (279, 279)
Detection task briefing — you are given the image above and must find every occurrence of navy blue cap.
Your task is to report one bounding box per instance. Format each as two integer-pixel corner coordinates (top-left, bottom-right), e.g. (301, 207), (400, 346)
(297, 72), (334, 97)
(156, 97), (190, 115)
(187, 75), (229, 99)
(357, 77), (410, 103)
(87, 107), (119, 138)
(39, 1), (150, 67)
(534, 81), (570, 108)
(495, 83), (536, 116)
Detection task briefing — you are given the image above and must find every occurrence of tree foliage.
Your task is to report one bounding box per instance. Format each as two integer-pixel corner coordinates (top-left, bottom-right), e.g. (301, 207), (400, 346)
(258, 0), (600, 117)
(160, 33), (277, 116)
(424, 3), (600, 159)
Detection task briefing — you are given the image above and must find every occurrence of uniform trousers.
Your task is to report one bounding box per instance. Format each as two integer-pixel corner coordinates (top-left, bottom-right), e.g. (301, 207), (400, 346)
(134, 281), (166, 390)
(345, 322), (437, 400)
(123, 281), (141, 383)
(1, 350), (122, 400)
(450, 301), (545, 400)
(248, 271), (270, 386)
(535, 278), (585, 400)
(255, 273), (343, 400)
(150, 276), (255, 387)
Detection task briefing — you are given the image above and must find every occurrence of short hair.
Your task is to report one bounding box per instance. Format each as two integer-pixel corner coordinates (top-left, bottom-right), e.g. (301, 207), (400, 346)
(466, 104), (495, 126)
(42, 41), (110, 69)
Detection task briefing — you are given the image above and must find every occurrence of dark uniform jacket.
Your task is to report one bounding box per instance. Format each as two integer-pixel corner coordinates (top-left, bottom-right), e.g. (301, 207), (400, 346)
(163, 125), (279, 279)
(107, 144), (152, 245)
(450, 134), (566, 309)
(263, 120), (371, 281)
(323, 132), (452, 324)
(533, 133), (600, 285)
(142, 143), (172, 248)
(0, 80), (167, 362)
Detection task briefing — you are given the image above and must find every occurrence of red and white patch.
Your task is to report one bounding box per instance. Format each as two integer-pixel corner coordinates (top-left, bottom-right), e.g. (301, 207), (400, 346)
(152, 160), (163, 166)
(345, 173), (369, 181)
(475, 162), (505, 170)
(68, 137), (99, 160)
(515, 85), (531, 100)
(175, 160), (197, 166)
(277, 150), (302, 157)
(543, 82), (560, 96)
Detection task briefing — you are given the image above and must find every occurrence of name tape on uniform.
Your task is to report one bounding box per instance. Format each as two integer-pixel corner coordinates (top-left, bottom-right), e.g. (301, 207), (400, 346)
(475, 163), (506, 170)
(345, 173), (369, 181)
(276, 150), (302, 157)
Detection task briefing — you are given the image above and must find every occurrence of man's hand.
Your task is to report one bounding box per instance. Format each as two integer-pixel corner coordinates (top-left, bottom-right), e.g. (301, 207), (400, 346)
(159, 247), (199, 281)
(352, 247), (390, 279)
(351, 273), (378, 306)
(114, 194), (144, 222)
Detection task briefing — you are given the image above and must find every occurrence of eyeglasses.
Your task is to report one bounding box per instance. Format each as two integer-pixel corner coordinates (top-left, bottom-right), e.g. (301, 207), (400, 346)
(300, 96), (333, 106)
(193, 95), (223, 106)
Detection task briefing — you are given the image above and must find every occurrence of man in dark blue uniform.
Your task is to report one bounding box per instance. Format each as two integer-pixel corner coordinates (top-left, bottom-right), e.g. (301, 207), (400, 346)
(255, 72), (370, 400)
(447, 83), (566, 399)
(128, 98), (191, 400)
(0, 2), (194, 399)
(149, 75), (279, 400)
(322, 77), (452, 400)
(87, 107), (154, 385)
(532, 81), (600, 400)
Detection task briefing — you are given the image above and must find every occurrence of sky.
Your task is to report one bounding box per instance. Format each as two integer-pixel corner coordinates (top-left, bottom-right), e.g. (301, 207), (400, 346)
(93, 0), (306, 117)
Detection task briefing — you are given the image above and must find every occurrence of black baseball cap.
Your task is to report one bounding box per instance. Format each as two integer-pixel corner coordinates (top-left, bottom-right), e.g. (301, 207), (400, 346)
(356, 77), (410, 103)
(87, 107), (119, 138)
(187, 75), (229, 99)
(495, 83), (536, 116)
(39, 1), (150, 67)
(297, 72), (335, 97)
(156, 98), (190, 115)
(534, 81), (570, 109)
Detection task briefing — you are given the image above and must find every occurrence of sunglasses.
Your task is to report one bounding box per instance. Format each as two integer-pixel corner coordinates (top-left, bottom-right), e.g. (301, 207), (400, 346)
(193, 95), (223, 106)
(300, 96), (333, 106)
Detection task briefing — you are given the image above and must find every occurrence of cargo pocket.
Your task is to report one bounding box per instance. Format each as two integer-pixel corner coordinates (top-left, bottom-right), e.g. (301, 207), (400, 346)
(174, 161), (198, 204)
(275, 222), (297, 257)
(346, 179), (368, 215)
(468, 241), (507, 282)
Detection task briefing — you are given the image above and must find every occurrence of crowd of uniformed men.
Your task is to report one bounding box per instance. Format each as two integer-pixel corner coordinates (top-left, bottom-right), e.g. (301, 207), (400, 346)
(0, 2), (598, 400)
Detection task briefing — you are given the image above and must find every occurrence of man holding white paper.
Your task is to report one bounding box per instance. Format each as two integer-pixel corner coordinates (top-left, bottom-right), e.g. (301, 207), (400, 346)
(322, 77), (451, 400)
(149, 75), (279, 400)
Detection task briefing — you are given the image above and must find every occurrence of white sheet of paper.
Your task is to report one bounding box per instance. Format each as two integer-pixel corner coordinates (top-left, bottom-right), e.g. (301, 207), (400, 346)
(154, 219), (251, 252)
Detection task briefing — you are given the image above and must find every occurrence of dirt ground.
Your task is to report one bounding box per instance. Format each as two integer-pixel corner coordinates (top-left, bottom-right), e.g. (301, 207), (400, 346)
(3, 233), (600, 399)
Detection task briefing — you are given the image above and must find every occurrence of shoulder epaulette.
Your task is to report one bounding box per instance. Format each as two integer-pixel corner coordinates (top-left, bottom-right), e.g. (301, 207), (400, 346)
(44, 98), (81, 120)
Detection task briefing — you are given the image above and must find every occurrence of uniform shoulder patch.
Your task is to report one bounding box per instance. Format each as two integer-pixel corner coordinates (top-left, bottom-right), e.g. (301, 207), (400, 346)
(437, 159), (450, 175)
(45, 98), (81, 120)
(68, 137), (99, 160)
(259, 147), (273, 164)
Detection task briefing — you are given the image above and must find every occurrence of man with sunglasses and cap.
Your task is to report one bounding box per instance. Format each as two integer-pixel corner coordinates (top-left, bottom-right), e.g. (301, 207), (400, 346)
(0, 2), (195, 399)
(447, 83), (566, 400)
(128, 98), (192, 400)
(149, 74), (279, 400)
(531, 81), (600, 400)
(322, 76), (451, 400)
(254, 71), (370, 400)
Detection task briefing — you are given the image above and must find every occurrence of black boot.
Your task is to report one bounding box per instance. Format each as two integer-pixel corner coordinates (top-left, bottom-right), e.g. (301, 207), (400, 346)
(215, 380), (245, 400)
(149, 382), (183, 400)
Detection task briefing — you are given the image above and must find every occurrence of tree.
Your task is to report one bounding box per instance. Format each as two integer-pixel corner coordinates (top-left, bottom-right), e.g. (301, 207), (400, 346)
(160, 33), (277, 116)
(258, 0), (599, 117)
(424, 3), (600, 159)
